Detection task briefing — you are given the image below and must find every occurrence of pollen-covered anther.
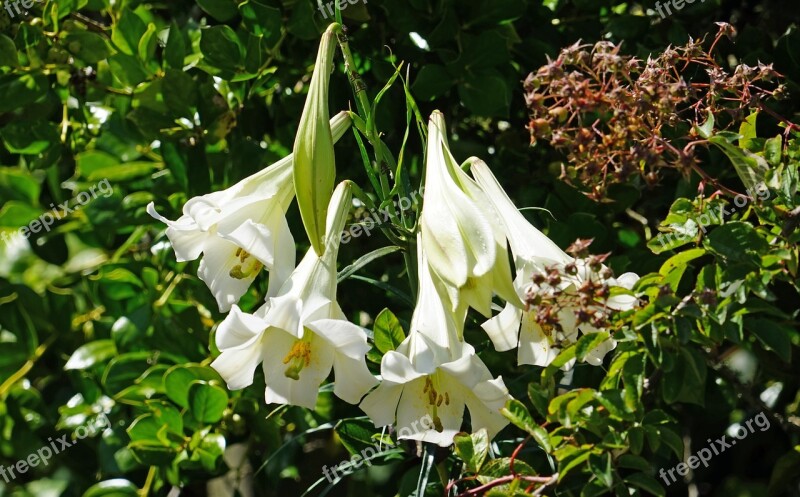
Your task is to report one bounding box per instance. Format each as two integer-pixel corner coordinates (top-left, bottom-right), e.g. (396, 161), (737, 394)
(283, 341), (313, 380)
(229, 248), (265, 280)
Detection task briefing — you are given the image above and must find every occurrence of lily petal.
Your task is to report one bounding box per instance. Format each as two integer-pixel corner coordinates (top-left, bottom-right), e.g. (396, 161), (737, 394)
(360, 381), (404, 427)
(198, 236), (261, 312)
(465, 376), (511, 440)
(262, 330), (334, 409)
(211, 305), (269, 390)
(518, 311), (559, 367)
(146, 203), (206, 262)
(471, 160), (571, 265)
(481, 301), (523, 352)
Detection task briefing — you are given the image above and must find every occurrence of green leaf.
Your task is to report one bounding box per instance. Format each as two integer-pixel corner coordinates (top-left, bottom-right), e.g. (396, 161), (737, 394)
(625, 472), (666, 497)
(335, 418), (377, 454)
(659, 248), (706, 290)
(373, 308), (405, 354)
(0, 201), (41, 228)
(240, 1), (282, 44)
(648, 220), (698, 254)
(739, 111), (759, 150)
(137, 23), (158, 62)
(696, 111), (714, 139)
(82, 479), (140, 497)
(453, 429), (489, 473)
(555, 445), (593, 480)
(478, 457), (536, 480)
(662, 348), (707, 406)
(338, 246), (402, 282)
(576, 332), (610, 362)
(191, 432), (226, 471)
(198, 0), (239, 21)
(162, 69), (198, 118)
(0, 73), (48, 112)
(501, 399), (551, 452)
(543, 345), (577, 383)
(128, 440), (178, 466)
(0, 34), (19, 67)
(164, 365), (222, 408)
(457, 72), (510, 117)
(108, 53), (149, 87)
(188, 381), (228, 423)
(64, 340), (118, 370)
(617, 454), (652, 472)
(705, 221), (769, 266)
(659, 426), (683, 460)
(126, 407), (183, 444)
(764, 135), (783, 166)
(111, 8), (147, 56)
(0, 168), (41, 204)
(200, 25), (244, 72)
(746, 317), (793, 362)
(527, 382), (550, 419)
(768, 447), (800, 496)
(164, 21), (186, 69)
(64, 31), (112, 63)
(101, 352), (153, 394)
(709, 135), (770, 195)
(1, 119), (58, 155)
(89, 161), (157, 182)
(412, 65), (453, 101)
(588, 453), (613, 488)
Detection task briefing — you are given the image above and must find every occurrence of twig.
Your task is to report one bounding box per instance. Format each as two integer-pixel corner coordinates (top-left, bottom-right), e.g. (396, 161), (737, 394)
(709, 357), (800, 437)
(453, 473), (558, 497)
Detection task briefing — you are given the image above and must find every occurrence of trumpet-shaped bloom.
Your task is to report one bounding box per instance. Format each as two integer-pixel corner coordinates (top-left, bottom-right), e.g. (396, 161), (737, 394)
(148, 112), (351, 312)
(293, 23), (339, 256)
(359, 239), (511, 447)
(210, 182), (378, 409)
(419, 111), (517, 320)
(471, 161), (639, 367)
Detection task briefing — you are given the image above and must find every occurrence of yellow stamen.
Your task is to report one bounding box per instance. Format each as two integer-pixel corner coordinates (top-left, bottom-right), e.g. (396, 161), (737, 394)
(423, 375), (448, 432)
(229, 248), (264, 280)
(283, 340), (312, 380)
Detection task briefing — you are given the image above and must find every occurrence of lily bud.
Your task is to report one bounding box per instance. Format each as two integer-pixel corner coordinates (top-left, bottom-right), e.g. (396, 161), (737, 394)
(293, 23), (339, 256)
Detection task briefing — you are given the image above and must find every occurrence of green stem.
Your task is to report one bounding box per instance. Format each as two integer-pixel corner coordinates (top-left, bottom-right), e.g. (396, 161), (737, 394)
(329, 23), (418, 295)
(0, 334), (57, 399)
(348, 183), (406, 247)
(331, 25), (402, 225)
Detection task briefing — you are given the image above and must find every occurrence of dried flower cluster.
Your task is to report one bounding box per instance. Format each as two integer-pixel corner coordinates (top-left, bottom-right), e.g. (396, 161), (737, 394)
(524, 23), (786, 200)
(524, 238), (632, 342)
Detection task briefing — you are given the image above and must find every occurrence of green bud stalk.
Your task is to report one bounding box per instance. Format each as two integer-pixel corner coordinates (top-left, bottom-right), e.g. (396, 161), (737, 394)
(293, 23), (340, 256)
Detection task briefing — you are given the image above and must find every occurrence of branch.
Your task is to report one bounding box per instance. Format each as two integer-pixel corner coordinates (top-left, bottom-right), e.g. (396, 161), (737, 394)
(453, 474), (558, 497)
(709, 356), (800, 437)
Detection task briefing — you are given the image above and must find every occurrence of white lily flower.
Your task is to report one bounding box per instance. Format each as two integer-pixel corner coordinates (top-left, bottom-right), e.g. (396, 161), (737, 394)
(419, 111), (517, 320)
(210, 181), (378, 409)
(359, 239), (511, 447)
(147, 111), (352, 312)
(471, 160), (639, 367)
